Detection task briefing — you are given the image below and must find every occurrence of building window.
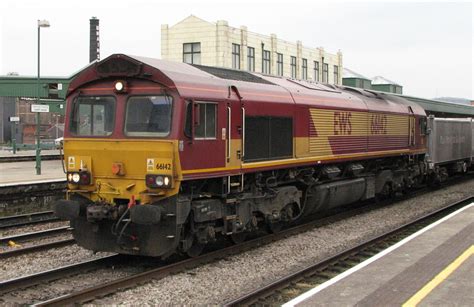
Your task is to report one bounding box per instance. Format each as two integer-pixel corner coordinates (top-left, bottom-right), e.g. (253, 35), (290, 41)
(313, 61), (319, 81)
(262, 50), (271, 74)
(232, 43), (241, 69)
(290, 56), (297, 78)
(183, 42), (201, 64)
(277, 53), (283, 76)
(194, 103), (217, 139)
(302, 58), (308, 80)
(247, 47), (255, 72)
(333, 65), (339, 84)
(322, 63), (328, 83)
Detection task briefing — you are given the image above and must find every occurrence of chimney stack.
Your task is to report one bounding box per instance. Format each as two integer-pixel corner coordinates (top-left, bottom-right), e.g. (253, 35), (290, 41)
(89, 17), (100, 62)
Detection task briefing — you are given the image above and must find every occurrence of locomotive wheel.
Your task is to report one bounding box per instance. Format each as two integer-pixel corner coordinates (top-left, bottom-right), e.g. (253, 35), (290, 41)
(230, 232), (247, 244)
(186, 240), (205, 258)
(266, 222), (283, 234)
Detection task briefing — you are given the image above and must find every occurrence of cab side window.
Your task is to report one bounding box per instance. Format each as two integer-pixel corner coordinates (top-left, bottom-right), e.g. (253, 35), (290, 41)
(184, 102), (217, 139)
(195, 103), (217, 139)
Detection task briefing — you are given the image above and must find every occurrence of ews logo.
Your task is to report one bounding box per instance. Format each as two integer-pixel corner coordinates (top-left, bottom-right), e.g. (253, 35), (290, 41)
(334, 111), (352, 135)
(370, 114), (388, 135)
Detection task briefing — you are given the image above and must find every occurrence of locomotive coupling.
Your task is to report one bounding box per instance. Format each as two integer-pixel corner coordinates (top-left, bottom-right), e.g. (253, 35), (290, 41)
(87, 204), (120, 222)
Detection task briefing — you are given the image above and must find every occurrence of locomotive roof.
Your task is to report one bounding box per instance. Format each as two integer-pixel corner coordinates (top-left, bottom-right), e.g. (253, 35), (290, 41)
(68, 54), (425, 116)
(191, 64), (275, 85)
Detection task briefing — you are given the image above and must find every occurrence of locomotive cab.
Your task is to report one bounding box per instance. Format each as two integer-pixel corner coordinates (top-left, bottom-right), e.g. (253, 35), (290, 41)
(55, 55), (187, 257)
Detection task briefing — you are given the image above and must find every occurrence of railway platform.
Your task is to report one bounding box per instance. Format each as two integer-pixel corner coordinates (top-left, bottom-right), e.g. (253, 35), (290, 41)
(0, 160), (65, 186)
(284, 203), (474, 307)
(0, 149), (60, 158)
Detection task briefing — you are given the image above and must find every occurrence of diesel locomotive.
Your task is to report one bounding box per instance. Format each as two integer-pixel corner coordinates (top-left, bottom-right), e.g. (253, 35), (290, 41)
(54, 54), (472, 258)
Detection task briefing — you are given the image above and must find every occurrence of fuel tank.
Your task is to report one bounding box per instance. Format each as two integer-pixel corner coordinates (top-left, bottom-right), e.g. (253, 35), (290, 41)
(303, 177), (375, 216)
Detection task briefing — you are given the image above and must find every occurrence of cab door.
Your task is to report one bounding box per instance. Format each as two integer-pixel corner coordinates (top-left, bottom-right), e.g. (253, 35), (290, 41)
(184, 100), (226, 174)
(225, 86), (244, 193)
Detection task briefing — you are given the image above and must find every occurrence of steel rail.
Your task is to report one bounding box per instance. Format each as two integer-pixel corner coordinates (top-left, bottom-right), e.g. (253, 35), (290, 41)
(0, 255), (122, 295)
(223, 195), (474, 306)
(0, 238), (75, 260)
(0, 211), (58, 229)
(0, 226), (70, 245)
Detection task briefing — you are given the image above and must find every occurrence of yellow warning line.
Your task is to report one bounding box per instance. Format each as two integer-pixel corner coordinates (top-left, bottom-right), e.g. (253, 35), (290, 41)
(402, 245), (474, 307)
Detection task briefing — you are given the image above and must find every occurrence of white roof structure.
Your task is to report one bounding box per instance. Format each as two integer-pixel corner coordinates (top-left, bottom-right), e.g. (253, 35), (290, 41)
(343, 68), (370, 80)
(372, 76), (401, 86)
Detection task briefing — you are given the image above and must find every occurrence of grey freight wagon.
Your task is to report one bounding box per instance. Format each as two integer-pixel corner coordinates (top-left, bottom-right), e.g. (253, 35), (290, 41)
(426, 116), (473, 178)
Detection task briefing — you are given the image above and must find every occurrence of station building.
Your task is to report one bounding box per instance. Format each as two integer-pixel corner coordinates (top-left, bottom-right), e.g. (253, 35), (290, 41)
(0, 76), (70, 145)
(342, 68), (403, 94)
(342, 68), (372, 90)
(161, 15), (343, 84)
(371, 76), (403, 94)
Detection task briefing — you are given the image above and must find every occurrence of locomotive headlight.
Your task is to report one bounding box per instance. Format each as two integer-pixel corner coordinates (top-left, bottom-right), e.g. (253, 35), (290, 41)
(115, 81), (124, 91)
(114, 80), (127, 93)
(145, 174), (173, 189)
(67, 171), (92, 185)
(155, 176), (164, 186)
(72, 173), (81, 183)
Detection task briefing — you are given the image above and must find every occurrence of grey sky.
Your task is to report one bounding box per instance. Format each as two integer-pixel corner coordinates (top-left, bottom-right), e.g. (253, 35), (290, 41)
(0, 0), (472, 99)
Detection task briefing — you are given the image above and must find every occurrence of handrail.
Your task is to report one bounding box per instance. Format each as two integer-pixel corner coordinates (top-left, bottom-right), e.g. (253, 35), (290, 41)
(227, 106), (231, 163)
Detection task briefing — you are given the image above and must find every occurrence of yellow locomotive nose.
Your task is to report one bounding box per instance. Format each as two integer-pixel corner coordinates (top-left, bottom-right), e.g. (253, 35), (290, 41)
(64, 139), (181, 206)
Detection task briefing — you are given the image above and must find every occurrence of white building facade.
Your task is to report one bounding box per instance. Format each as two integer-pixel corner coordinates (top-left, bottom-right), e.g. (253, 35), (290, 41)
(161, 16), (343, 84)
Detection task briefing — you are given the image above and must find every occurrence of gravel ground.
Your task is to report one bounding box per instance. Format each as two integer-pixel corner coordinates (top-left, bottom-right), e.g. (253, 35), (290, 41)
(0, 232), (73, 253)
(1, 266), (141, 305)
(0, 221), (68, 237)
(0, 243), (112, 282)
(94, 179), (474, 305)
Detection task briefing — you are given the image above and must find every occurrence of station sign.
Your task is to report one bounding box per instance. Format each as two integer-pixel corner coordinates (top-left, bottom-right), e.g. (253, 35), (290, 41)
(31, 104), (50, 113)
(9, 116), (20, 122)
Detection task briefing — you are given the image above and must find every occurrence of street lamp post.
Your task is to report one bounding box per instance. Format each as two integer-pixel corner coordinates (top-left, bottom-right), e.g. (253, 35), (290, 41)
(36, 19), (50, 175)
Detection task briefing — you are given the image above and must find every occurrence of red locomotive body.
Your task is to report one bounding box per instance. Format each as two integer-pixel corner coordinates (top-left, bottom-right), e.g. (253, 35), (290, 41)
(56, 54), (428, 257)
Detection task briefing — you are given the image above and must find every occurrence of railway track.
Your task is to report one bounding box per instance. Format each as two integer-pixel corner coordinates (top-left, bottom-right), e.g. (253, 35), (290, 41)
(0, 238), (75, 260)
(0, 255), (124, 295)
(1, 177), (473, 305)
(223, 195), (474, 306)
(0, 226), (70, 245)
(0, 226), (73, 259)
(10, 190), (465, 306)
(1, 199), (389, 306)
(0, 211), (58, 229)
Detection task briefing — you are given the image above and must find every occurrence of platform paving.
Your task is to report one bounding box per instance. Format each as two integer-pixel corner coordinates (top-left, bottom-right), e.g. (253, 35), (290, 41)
(419, 254), (474, 307)
(0, 149), (60, 158)
(284, 204), (474, 307)
(0, 160), (65, 186)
